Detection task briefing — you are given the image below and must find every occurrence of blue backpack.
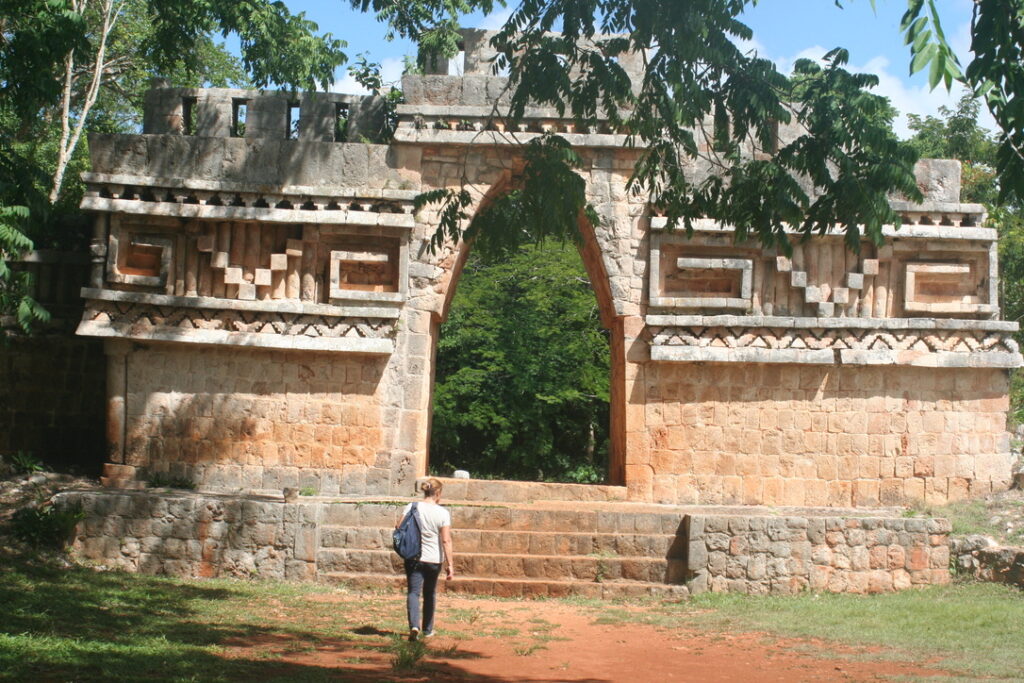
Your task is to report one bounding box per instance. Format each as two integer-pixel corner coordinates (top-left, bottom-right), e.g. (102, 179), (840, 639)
(393, 502), (422, 560)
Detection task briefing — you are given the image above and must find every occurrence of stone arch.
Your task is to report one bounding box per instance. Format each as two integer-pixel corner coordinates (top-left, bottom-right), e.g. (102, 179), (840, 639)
(420, 172), (627, 485)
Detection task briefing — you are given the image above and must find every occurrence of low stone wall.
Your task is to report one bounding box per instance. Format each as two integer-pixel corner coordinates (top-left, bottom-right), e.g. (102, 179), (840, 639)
(61, 490), (952, 596)
(684, 514), (951, 594)
(951, 536), (1024, 588)
(62, 489), (321, 581)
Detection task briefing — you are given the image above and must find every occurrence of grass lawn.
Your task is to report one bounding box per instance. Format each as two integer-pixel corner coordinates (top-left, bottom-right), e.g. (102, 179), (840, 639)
(0, 556), (397, 681)
(1, 554), (1021, 681)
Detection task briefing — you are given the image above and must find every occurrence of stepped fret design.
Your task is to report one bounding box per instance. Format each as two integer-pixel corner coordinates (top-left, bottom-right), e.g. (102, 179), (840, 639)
(82, 301), (396, 340)
(649, 326), (1017, 353)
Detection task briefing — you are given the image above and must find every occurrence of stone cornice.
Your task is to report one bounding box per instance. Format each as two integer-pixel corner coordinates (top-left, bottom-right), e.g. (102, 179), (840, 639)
(646, 319), (1022, 368)
(76, 297), (397, 354)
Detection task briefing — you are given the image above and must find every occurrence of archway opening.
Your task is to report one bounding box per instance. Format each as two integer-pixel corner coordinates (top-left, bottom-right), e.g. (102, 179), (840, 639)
(429, 240), (612, 484)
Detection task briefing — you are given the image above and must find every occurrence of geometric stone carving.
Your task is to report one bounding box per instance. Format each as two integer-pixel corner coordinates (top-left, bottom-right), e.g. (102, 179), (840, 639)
(778, 258), (876, 319)
(904, 261), (995, 315)
(106, 229), (173, 289)
(647, 322), (1021, 367)
(650, 253), (753, 310)
(77, 299), (397, 353)
(770, 255), (881, 318)
(197, 224), (292, 301)
(325, 233), (406, 306)
(329, 249), (393, 295)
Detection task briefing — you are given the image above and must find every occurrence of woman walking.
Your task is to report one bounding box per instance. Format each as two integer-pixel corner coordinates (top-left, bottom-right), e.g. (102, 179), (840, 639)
(397, 477), (454, 641)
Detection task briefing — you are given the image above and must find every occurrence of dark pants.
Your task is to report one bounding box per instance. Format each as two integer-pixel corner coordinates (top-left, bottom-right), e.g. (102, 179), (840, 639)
(404, 559), (441, 632)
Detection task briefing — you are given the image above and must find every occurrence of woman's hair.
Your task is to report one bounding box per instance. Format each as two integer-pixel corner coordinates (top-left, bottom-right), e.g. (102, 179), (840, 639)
(421, 478), (443, 498)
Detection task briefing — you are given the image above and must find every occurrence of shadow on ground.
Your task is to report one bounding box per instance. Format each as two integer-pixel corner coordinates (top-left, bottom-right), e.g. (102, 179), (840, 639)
(0, 555), (607, 682)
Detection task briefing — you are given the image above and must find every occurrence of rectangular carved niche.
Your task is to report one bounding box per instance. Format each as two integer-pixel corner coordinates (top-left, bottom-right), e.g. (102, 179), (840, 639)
(106, 218), (174, 290)
(650, 236), (754, 310)
(324, 233), (405, 305)
(903, 260), (995, 315)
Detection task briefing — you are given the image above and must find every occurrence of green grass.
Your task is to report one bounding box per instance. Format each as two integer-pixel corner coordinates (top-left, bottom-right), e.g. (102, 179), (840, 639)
(698, 584), (1024, 679)
(3, 552), (1022, 681)
(0, 556), (401, 681)
(387, 636), (426, 671)
(904, 495), (1024, 546)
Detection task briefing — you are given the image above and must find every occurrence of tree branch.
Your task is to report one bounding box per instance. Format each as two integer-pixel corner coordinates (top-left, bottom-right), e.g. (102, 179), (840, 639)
(49, 0), (127, 203)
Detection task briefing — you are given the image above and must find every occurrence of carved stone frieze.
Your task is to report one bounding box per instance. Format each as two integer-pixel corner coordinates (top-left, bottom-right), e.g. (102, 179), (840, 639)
(647, 323), (1021, 367)
(78, 300), (396, 353)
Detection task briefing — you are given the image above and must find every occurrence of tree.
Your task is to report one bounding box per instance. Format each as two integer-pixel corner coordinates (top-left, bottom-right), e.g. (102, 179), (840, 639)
(431, 242), (610, 482)
(900, 0), (1024, 206)
(357, 0), (920, 254)
(2, 0), (346, 204)
(354, 0), (1024, 255)
(0, 0), (347, 330)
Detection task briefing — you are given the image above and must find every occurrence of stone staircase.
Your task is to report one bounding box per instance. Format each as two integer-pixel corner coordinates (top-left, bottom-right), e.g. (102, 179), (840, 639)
(316, 499), (691, 599)
(64, 487), (951, 596)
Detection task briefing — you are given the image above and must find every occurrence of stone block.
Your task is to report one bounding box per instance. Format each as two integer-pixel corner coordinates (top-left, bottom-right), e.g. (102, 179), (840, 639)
(914, 158), (962, 203)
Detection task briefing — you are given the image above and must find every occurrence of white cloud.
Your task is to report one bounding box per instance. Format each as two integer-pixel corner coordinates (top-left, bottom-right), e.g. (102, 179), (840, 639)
(332, 56), (408, 95)
(847, 54), (995, 138)
(742, 37), (996, 138)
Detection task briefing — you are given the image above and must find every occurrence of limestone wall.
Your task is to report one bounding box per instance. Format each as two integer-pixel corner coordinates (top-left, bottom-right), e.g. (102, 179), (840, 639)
(685, 513), (951, 594)
(628, 364), (1011, 506)
(62, 489), (952, 595)
(75, 46), (1020, 505)
(66, 490), (321, 581)
(117, 345), (396, 494)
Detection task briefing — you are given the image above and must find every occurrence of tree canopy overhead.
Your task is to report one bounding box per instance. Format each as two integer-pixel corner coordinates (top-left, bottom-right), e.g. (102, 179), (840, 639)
(901, 0), (1024, 205)
(0, 0), (347, 330)
(358, 0), (1024, 253)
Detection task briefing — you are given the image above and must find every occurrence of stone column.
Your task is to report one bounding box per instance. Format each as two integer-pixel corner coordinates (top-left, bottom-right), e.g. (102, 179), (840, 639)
(104, 340), (130, 464)
(89, 214), (108, 288)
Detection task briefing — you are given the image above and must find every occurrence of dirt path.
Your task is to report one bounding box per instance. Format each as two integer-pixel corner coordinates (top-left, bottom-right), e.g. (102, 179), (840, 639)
(224, 594), (952, 682)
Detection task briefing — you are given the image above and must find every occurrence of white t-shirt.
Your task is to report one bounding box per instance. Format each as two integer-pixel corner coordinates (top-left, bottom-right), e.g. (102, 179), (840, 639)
(401, 501), (451, 564)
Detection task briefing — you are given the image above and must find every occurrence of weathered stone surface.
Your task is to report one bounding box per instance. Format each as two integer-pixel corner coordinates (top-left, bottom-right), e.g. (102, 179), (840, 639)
(62, 490), (954, 596)
(686, 512), (949, 595)
(76, 28), (1018, 509)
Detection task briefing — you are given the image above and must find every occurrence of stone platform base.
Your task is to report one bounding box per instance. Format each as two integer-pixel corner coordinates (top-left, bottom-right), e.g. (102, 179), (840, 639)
(57, 489), (951, 596)
(99, 466), (631, 503)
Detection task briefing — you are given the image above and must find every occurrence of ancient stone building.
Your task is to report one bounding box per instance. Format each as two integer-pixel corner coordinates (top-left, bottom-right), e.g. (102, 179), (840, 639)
(78, 30), (1020, 508)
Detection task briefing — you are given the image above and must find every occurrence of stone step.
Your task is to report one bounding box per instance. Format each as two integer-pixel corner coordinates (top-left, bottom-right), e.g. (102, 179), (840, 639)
(100, 463), (145, 490)
(99, 477), (146, 490)
(421, 477), (628, 503)
(102, 464), (139, 478)
(317, 549), (687, 584)
(321, 501), (686, 535)
(323, 572), (690, 600)
(321, 525), (683, 558)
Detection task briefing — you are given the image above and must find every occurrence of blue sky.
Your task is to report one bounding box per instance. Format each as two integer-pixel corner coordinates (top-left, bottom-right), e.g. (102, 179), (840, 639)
(276, 0), (983, 137)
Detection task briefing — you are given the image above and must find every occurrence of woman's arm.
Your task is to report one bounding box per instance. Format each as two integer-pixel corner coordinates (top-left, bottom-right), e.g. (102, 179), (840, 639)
(440, 525), (454, 579)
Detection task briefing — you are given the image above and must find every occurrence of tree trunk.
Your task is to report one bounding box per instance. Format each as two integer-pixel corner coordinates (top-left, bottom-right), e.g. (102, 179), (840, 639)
(49, 0), (124, 204)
